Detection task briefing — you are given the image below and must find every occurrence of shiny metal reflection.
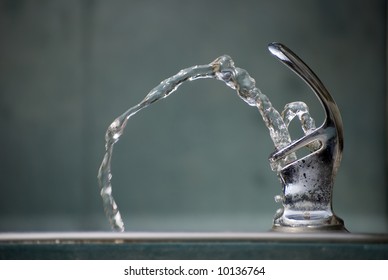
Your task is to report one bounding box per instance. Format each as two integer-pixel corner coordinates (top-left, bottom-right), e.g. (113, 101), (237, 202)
(268, 43), (346, 232)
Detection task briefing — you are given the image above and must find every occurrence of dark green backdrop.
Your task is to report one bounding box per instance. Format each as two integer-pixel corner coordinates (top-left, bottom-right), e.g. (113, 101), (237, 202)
(0, 0), (386, 233)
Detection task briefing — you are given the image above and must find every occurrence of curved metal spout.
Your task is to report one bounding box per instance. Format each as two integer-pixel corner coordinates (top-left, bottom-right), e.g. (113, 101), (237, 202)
(268, 43), (347, 232)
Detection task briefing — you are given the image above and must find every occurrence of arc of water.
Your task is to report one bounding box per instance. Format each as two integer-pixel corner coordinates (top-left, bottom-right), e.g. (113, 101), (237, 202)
(98, 53), (316, 231)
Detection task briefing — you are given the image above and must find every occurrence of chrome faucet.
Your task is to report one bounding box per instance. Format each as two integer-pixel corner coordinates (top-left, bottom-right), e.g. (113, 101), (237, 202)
(268, 43), (347, 232)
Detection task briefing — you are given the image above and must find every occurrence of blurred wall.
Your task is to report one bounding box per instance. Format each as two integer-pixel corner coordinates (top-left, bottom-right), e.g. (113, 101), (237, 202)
(0, 0), (386, 232)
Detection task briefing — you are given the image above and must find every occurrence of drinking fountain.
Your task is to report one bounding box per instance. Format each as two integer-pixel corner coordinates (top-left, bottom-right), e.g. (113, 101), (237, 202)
(1, 43), (387, 260)
(98, 42), (346, 233)
(268, 43), (346, 232)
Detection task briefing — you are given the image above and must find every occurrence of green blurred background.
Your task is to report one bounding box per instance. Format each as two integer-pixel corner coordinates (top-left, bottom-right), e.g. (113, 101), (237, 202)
(0, 0), (386, 233)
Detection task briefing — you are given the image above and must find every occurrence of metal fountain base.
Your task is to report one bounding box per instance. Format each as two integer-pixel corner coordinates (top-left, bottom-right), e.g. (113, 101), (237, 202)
(272, 215), (348, 233)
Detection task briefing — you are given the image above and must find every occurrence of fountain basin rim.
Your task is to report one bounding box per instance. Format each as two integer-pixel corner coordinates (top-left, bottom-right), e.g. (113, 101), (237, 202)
(0, 232), (387, 244)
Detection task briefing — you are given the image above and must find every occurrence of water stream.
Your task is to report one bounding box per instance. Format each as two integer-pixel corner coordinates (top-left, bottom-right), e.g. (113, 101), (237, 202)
(97, 55), (316, 231)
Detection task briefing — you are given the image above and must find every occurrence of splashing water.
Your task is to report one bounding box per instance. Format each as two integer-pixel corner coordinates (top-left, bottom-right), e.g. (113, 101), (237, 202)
(282, 102), (320, 151)
(97, 55), (316, 231)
